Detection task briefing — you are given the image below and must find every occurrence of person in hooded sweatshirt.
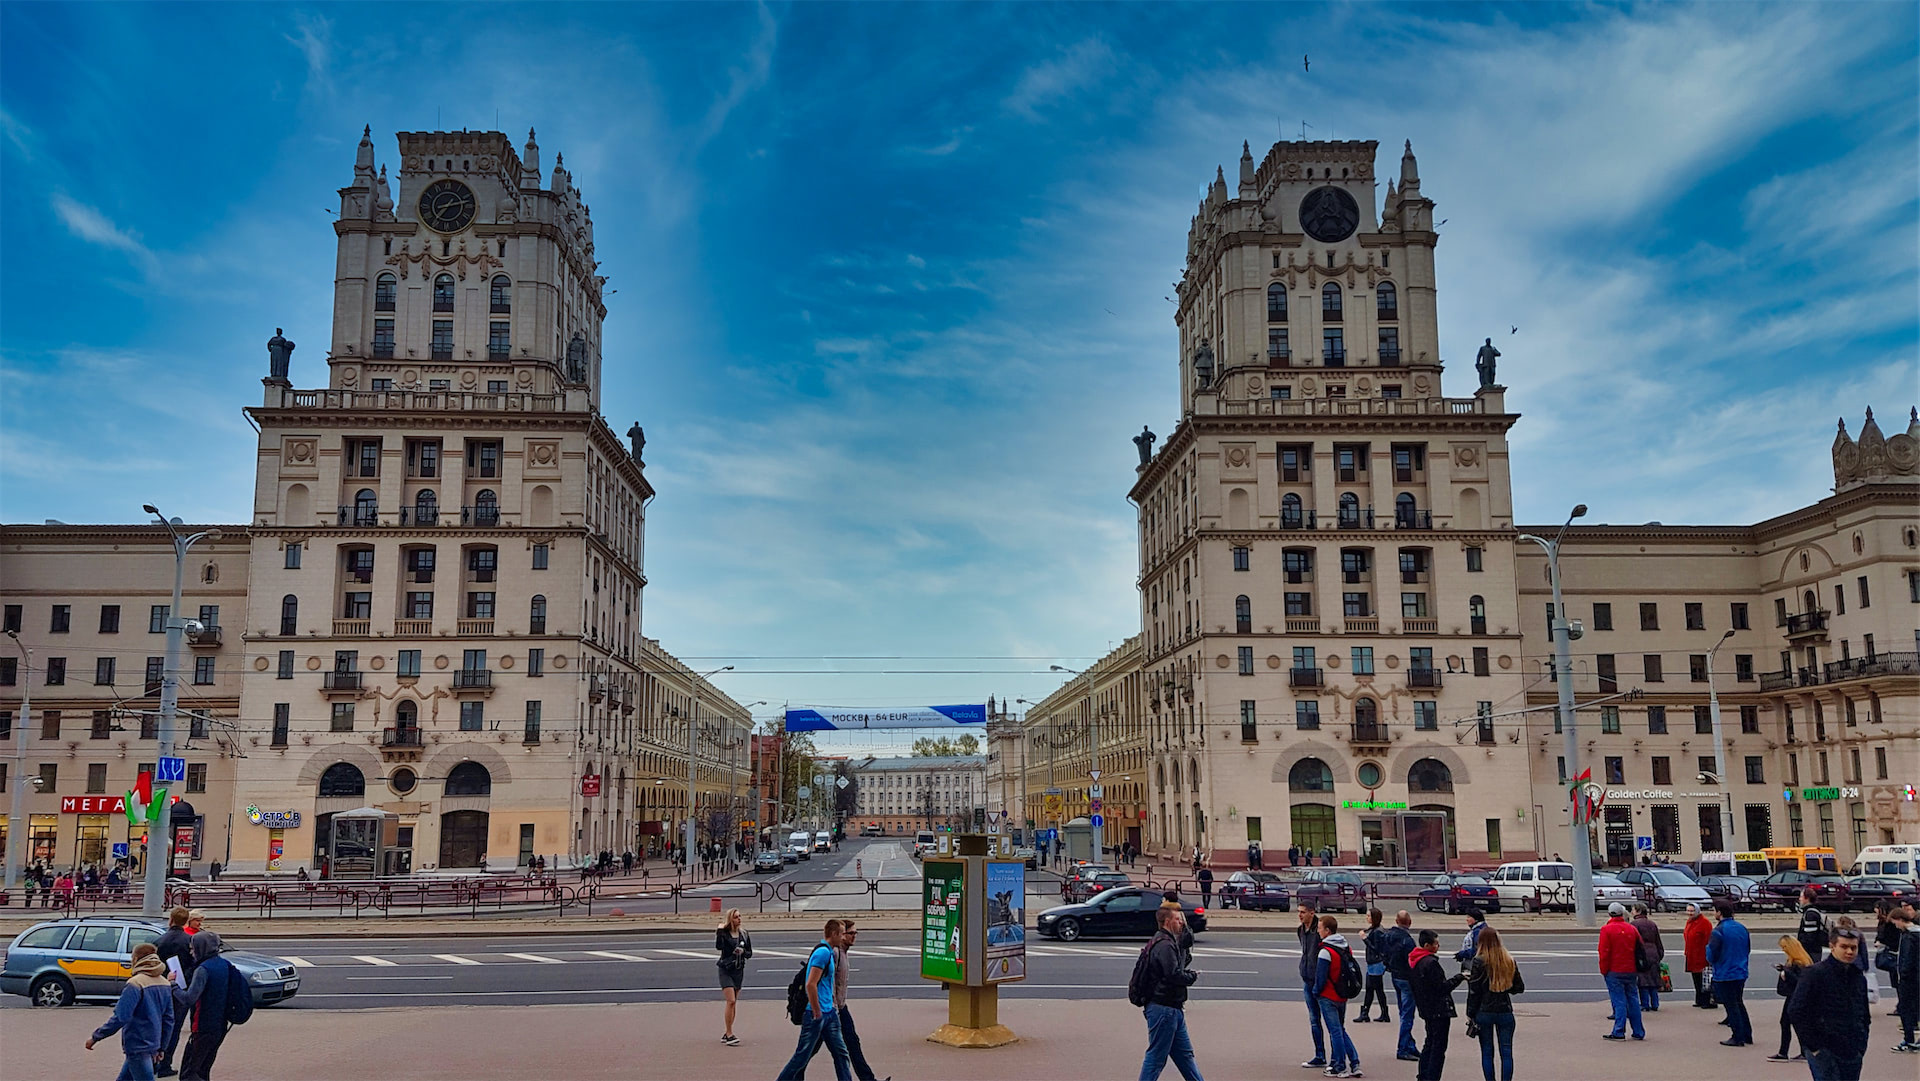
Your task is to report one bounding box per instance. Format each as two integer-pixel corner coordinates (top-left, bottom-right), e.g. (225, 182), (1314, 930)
(1312, 914), (1363, 1078)
(1407, 928), (1464, 1081)
(87, 942), (175, 1081)
(174, 931), (241, 1081)
(152, 908), (196, 1078)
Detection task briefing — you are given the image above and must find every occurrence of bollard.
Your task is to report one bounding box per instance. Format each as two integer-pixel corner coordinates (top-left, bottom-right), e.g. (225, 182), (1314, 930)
(710, 896), (722, 913)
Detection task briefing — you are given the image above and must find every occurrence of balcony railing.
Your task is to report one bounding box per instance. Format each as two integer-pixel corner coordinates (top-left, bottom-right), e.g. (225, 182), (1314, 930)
(382, 726), (424, 748)
(488, 345), (510, 360)
(453, 668), (493, 689)
(1323, 307), (1342, 323)
(1289, 667), (1325, 688)
(431, 346), (453, 360)
(376, 296), (396, 312)
(463, 506), (501, 527)
(1404, 617), (1438, 634)
(1323, 348), (1347, 366)
(1286, 616), (1320, 633)
(1784, 611), (1829, 637)
(332, 619), (371, 637)
(399, 507), (440, 526)
(1408, 667), (1443, 688)
(1394, 509), (1433, 530)
(1210, 395), (1499, 419)
(1268, 350), (1292, 367)
(1762, 652), (1917, 692)
(322, 671), (363, 691)
(273, 388), (567, 414)
(1350, 722), (1390, 745)
(394, 619), (432, 636)
(338, 506), (381, 526)
(187, 625), (223, 648)
(1336, 508), (1374, 529)
(1377, 305), (1398, 322)
(456, 620), (494, 636)
(491, 301), (511, 314)
(1280, 510), (1317, 530)
(1344, 617), (1379, 634)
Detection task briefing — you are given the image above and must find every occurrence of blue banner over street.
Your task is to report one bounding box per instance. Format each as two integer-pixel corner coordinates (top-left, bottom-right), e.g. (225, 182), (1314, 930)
(785, 704), (987, 731)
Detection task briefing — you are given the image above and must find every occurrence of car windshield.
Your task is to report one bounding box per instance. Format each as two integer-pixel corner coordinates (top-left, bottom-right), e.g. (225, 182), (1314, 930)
(1592, 875), (1624, 886)
(1251, 872), (1283, 884)
(1453, 875), (1489, 885)
(1807, 872), (1845, 883)
(1648, 870), (1694, 885)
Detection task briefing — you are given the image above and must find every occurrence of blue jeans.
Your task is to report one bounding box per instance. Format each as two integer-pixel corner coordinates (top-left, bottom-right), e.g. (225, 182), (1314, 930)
(1315, 996), (1360, 1072)
(1604, 972), (1644, 1038)
(1475, 1011), (1515, 1081)
(1638, 982), (1660, 1010)
(1714, 978), (1752, 1045)
(777, 1009), (852, 1081)
(1804, 1047), (1863, 1081)
(1139, 1003), (1205, 1081)
(1394, 977), (1419, 1056)
(1303, 984), (1326, 1060)
(116, 1054), (157, 1081)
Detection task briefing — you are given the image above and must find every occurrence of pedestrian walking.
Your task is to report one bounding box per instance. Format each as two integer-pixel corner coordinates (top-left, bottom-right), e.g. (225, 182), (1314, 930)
(174, 932), (246, 1081)
(1453, 909), (1487, 966)
(715, 908), (751, 1046)
(1357, 908), (1391, 1023)
(1384, 910), (1421, 1062)
(1684, 903), (1716, 1009)
(1321, 845), (1335, 866)
(1408, 928), (1461, 1081)
(623, 850), (634, 875)
(1798, 889), (1829, 964)
(86, 942), (174, 1081)
(153, 908), (195, 1077)
(1191, 847), (1202, 873)
(1312, 914), (1363, 1078)
(1296, 901), (1329, 1069)
(776, 919), (853, 1081)
(1130, 905), (1205, 1081)
(1785, 924), (1871, 1081)
(1630, 902), (1665, 1011)
(1464, 927), (1524, 1081)
(833, 919), (886, 1081)
(1890, 905), (1918, 1053)
(1197, 867), (1213, 909)
(1290, 845), (1302, 868)
(1598, 902), (1646, 1041)
(1708, 900), (1754, 1047)
(1767, 936), (1813, 1062)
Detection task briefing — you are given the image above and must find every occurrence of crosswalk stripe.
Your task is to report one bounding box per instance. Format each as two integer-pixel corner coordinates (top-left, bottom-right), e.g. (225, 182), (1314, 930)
(657, 949), (715, 960)
(351, 955), (398, 967)
(859, 945), (920, 954)
(751, 949), (807, 958)
(282, 956), (315, 968)
(585, 951), (649, 962)
(1191, 947), (1277, 957)
(505, 952), (565, 964)
(433, 954), (482, 966)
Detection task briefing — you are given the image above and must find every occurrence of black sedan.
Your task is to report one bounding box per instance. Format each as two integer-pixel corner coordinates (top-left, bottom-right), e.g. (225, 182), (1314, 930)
(1036, 887), (1208, 941)
(1699, 875), (1763, 908)
(1220, 871), (1291, 911)
(1416, 873), (1501, 915)
(1757, 869), (1852, 909)
(1845, 876), (1915, 911)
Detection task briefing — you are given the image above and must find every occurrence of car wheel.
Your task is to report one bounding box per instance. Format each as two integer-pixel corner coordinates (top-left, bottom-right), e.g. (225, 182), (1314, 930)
(30, 974), (74, 1008)
(1056, 918), (1082, 942)
(1416, 897), (1431, 912)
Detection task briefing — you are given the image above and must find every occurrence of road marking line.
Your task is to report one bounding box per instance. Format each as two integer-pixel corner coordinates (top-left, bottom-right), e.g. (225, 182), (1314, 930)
(583, 950), (650, 961)
(346, 975), (452, 980)
(656, 949), (715, 959)
(432, 954), (483, 966)
(351, 955), (398, 966)
(282, 956), (315, 968)
(505, 952), (566, 964)
(1190, 947), (1278, 957)
(751, 949), (807, 958)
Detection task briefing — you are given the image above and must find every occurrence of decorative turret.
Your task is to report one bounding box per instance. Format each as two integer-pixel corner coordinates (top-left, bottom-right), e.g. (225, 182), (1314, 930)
(552, 151), (571, 197)
(1831, 407), (1920, 491)
(521, 128), (542, 191)
(1238, 141), (1256, 196)
(1400, 139), (1420, 191)
(354, 124), (376, 182)
(374, 165), (393, 219)
(1381, 179), (1399, 227)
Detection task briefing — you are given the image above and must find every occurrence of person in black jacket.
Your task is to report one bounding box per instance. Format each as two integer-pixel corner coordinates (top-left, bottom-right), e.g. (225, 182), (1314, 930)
(1786, 926), (1870, 1081)
(1359, 907), (1391, 1023)
(1464, 928), (1525, 1081)
(153, 907), (196, 1078)
(1408, 929), (1463, 1081)
(1887, 906), (1917, 1054)
(1136, 906), (1205, 1081)
(1296, 901), (1327, 1068)
(1383, 911), (1420, 1061)
(1797, 890), (1829, 963)
(715, 908), (751, 1047)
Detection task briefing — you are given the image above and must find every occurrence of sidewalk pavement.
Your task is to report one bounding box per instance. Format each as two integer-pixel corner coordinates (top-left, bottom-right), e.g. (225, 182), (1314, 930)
(6, 991), (1916, 1080)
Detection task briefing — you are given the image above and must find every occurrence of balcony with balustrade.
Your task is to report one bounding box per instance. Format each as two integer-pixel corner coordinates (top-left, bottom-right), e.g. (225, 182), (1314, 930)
(1349, 721), (1391, 747)
(1290, 667), (1325, 688)
(1407, 667), (1443, 689)
(322, 671), (363, 694)
(1784, 610), (1828, 639)
(453, 667), (493, 694)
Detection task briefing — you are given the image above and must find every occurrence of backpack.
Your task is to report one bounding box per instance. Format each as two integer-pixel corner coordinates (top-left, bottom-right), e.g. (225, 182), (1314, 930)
(1384, 930), (1415, 980)
(1127, 939), (1159, 1007)
(220, 962), (255, 1026)
(786, 944), (833, 1025)
(1327, 942), (1363, 1000)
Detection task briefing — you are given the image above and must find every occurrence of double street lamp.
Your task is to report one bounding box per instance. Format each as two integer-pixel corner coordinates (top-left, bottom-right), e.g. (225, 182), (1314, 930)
(1050, 664), (1100, 861)
(1517, 504), (1596, 929)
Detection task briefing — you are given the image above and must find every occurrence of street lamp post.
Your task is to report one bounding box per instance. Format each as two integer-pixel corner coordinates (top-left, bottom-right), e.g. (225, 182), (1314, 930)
(1517, 504), (1596, 929)
(1051, 665), (1099, 861)
(4, 632), (32, 897)
(1706, 628), (1736, 849)
(684, 665), (732, 880)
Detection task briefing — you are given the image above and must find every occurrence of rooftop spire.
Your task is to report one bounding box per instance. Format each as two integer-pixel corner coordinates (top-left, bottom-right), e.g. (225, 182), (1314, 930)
(521, 127), (541, 189)
(1400, 139), (1420, 188)
(354, 124), (376, 182)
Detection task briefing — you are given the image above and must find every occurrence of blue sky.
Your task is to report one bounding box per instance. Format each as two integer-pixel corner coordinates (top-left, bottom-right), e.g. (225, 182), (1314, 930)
(3, 3), (1915, 757)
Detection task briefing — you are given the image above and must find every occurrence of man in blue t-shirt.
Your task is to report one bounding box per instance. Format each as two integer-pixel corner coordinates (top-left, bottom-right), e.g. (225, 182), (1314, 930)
(778, 919), (853, 1081)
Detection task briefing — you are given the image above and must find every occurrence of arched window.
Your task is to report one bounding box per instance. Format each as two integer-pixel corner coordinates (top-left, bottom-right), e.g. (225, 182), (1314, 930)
(279, 594), (298, 636)
(474, 489), (498, 526)
(433, 273), (455, 312)
(529, 594), (547, 635)
(1267, 282), (1287, 322)
(1282, 493), (1304, 529)
(1469, 594), (1487, 635)
(1289, 757), (1334, 793)
(1290, 803), (1336, 853)
(415, 488), (438, 525)
(395, 700), (418, 728)
(1355, 697), (1378, 725)
(446, 761), (493, 796)
(1235, 595), (1252, 634)
(1322, 282), (1342, 321)
(1375, 281), (1397, 320)
(375, 272), (397, 312)
(490, 275), (511, 313)
(1803, 589), (1816, 613)
(353, 488), (378, 526)
(318, 762), (365, 797)
(1395, 492), (1418, 528)
(1338, 492), (1361, 528)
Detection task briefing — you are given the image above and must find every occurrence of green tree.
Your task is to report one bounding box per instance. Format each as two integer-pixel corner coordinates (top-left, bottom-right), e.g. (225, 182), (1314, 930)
(760, 718), (818, 826)
(912, 733), (980, 757)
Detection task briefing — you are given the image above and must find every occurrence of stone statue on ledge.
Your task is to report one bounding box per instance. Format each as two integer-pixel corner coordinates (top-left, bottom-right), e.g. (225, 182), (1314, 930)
(1475, 337), (1501, 389)
(1133, 425), (1157, 466)
(627, 422), (645, 461)
(266, 328), (296, 381)
(566, 333), (588, 384)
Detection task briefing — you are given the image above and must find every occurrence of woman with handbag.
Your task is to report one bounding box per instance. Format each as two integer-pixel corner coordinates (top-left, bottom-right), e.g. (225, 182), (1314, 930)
(1463, 928), (1524, 1081)
(1630, 903), (1666, 1011)
(715, 908), (752, 1047)
(1767, 936), (1812, 1062)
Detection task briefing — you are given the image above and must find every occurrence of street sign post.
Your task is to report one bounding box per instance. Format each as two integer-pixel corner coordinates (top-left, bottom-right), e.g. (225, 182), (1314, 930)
(1090, 813), (1104, 827)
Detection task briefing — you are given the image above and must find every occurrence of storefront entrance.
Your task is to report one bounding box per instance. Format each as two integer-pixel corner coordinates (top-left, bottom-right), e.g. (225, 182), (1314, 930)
(439, 810), (489, 869)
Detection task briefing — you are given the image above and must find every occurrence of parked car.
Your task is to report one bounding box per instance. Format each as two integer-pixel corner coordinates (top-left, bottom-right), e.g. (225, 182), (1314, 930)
(1295, 869), (1369, 913)
(1036, 887), (1208, 941)
(779, 846), (801, 864)
(1487, 861), (1578, 912)
(1417, 873), (1502, 915)
(1843, 876), (1914, 910)
(2, 917), (299, 1008)
(1060, 863), (1116, 900)
(1219, 871), (1291, 911)
(753, 851), (784, 873)
(1698, 875), (1764, 908)
(1011, 845), (1039, 871)
(1615, 866), (1715, 911)
(1756, 869), (1853, 909)
(1068, 872), (1133, 903)
(1589, 874), (1642, 906)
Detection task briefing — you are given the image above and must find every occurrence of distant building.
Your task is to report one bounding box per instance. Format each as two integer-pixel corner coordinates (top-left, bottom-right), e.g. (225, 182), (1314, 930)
(849, 755), (986, 837)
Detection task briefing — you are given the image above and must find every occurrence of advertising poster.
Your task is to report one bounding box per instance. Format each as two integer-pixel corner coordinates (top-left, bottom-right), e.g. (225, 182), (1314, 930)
(920, 860), (965, 982)
(983, 861), (1026, 982)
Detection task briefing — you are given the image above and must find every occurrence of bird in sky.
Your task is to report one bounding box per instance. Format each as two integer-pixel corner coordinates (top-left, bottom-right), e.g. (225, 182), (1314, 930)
(1437, 218), (1448, 226)
(1510, 325), (1519, 335)
(1303, 55), (1310, 72)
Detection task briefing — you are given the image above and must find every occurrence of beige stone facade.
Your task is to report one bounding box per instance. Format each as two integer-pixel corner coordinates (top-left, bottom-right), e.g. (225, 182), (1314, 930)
(849, 755), (986, 838)
(1017, 638), (1149, 848)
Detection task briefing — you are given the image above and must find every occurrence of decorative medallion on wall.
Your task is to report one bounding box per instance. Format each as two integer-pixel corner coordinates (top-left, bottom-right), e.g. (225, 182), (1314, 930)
(283, 439), (316, 468)
(1498, 655), (1513, 669)
(1326, 654), (1341, 669)
(369, 656), (385, 671)
(341, 368), (358, 386)
(1225, 446), (1250, 468)
(253, 657), (270, 671)
(1413, 376), (1432, 394)
(460, 370), (478, 389)
(434, 655), (451, 670)
(306, 657), (323, 671)
(1384, 655), (1400, 669)
(401, 368), (420, 385)
(552, 655), (567, 670)
(1267, 655), (1282, 669)
(500, 655), (514, 670)
(1456, 446), (1480, 467)
(1216, 654), (1230, 668)
(1246, 377), (1263, 397)
(1301, 376), (1319, 395)
(525, 441), (561, 469)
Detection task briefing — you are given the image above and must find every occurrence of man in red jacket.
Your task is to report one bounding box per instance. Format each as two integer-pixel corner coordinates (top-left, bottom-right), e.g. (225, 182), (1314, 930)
(1599, 902), (1646, 1040)
(1683, 903), (1715, 1009)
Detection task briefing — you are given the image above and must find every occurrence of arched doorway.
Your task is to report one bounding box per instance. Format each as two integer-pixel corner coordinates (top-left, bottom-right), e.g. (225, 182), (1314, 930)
(439, 810), (489, 868)
(1289, 758), (1337, 855)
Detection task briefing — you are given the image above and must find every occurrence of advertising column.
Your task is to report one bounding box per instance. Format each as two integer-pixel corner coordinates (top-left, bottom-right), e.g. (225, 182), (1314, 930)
(921, 858), (964, 981)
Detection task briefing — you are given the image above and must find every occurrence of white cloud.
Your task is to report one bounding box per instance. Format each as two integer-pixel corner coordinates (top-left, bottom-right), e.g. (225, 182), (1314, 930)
(49, 194), (158, 274)
(692, 1), (778, 151)
(283, 12), (334, 92)
(1003, 38), (1115, 119)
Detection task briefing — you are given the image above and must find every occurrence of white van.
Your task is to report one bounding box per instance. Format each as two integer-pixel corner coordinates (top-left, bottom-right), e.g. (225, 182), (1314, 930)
(1487, 861), (1577, 911)
(913, 830), (937, 859)
(814, 831), (833, 853)
(787, 831), (813, 860)
(1848, 844), (1919, 882)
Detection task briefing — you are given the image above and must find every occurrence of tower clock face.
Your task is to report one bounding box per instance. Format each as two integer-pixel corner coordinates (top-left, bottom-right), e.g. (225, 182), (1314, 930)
(418, 179), (477, 233)
(1298, 185), (1360, 242)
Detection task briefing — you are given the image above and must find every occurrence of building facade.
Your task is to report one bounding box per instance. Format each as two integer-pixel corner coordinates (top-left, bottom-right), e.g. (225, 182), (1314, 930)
(849, 755), (986, 837)
(1017, 638), (1148, 850)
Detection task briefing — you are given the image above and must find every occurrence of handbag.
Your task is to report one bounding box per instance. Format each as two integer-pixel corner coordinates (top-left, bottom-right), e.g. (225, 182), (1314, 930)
(1657, 961), (1672, 993)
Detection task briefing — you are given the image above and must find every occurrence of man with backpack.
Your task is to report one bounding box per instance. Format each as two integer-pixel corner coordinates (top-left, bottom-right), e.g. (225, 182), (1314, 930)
(1297, 901), (1328, 1069)
(1130, 905), (1205, 1080)
(778, 919), (853, 1081)
(1383, 910), (1421, 1062)
(173, 931), (252, 1081)
(1408, 929), (1462, 1081)
(1312, 914), (1365, 1078)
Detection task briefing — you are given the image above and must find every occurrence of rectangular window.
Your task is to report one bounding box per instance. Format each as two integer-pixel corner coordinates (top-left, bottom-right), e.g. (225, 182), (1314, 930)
(49, 604), (70, 633)
(41, 710), (60, 739)
(524, 701), (542, 743)
(272, 704), (290, 747)
(1285, 591), (1311, 616)
(1267, 327), (1290, 361)
(398, 650), (421, 678)
(1652, 805), (1681, 853)
(488, 321), (511, 359)
(284, 541), (303, 569)
(91, 710), (111, 739)
(1847, 748), (1861, 783)
(1, 605), (18, 633)
(277, 650), (294, 679)
(1596, 653), (1617, 692)
(1788, 804), (1804, 846)
(407, 592), (433, 619)
(1322, 327), (1345, 365)
(1342, 593), (1370, 617)
(1295, 701), (1320, 730)
(1591, 602), (1612, 631)
(1603, 706), (1623, 734)
(1651, 756), (1671, 785)
(342, 592), (372, 619)
(330, 703), (355, 732)
(1857, 575), (1870, 608)
(1734, 654), (1753, 682)
(409, 440), (441, 479)
(432, 319), (454, 358)
(1237, 646), (1254, 675)
(468, 441), (501, 479)
(149, 605), (168, 633)
(1695, 705), (1713, 734)
(486, 379), (508, 394)
(1335, 444), (1366, 480)
(1834, 584), (1846, 615)
(145, 657), (164, 693)
(526, 648), (544, 677)
(1605, 756), (1625, 784)
(533, 543), (550, 570)
(1730, 602), (1749, 630)
(95, 657), (115, 685)
(0, 658), (11, 686)
(1240, 700), (1258, 742)
(466, 592), (496, 619)
(1689, 654), (1708, 682)
(1740, 704), (1759, 734)
(1350, 647), (1374, 675)
(1465, 547), (1483, 572)
(1413, 701), (1437, 731)
(1378, 327), (1401, 364)
(44, 658), (65, 685)
(1639, 602), (1659, 631)
(1484, 819), (1500, 860)
(1644, 705), (1664, 734)
(1472, 647), (1489, 677)
(1278, 444), (1311, 482)
(1557, 756), (1567, 784)
(38, 763), (57, 792)
(193, 656), (215, 685)
(1875, 746), (1888, 780)
(1477, 703), (1495, 744)
(460, 701), (484, 732)
(96, 604), (120, 634)
(1789, 753), (1800, 785)
(372, 318), (395, 356)
(186, 763), (207, 794)
(1246, 816), (1263, 844)
(1643, 654), (1663, 682)
(1817, 803), (1834, 849)
(1684, 602), (1704, 630)
(87, 762), (108, 792)
(1232, 546), (1249, 572)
